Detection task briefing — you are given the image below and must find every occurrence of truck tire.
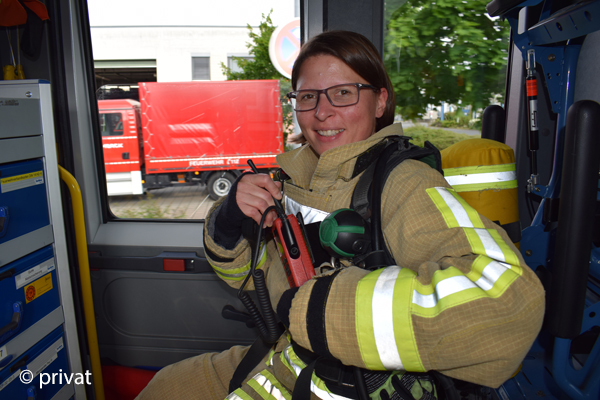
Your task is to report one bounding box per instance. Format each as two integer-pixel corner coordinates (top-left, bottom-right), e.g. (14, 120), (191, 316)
(207, 172), (235, 200)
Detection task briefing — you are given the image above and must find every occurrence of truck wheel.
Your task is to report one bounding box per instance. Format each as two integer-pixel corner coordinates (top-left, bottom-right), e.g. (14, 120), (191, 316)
(207, 172), (235, 200)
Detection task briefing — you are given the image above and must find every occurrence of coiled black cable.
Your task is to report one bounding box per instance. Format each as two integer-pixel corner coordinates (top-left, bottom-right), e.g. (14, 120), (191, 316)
(238, 205), (283, 344)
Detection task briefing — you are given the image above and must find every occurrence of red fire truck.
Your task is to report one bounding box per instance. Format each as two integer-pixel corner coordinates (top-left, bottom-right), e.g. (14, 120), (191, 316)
(98, 80), (283, 199)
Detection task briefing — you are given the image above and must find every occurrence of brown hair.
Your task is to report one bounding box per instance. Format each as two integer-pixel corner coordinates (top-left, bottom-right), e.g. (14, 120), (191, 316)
(291, 30), (396, 135)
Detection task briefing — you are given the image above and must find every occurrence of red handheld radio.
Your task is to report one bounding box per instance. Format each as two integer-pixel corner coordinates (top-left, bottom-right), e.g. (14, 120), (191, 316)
(247, 160), (315, 288)
(272, 213), (315, 288)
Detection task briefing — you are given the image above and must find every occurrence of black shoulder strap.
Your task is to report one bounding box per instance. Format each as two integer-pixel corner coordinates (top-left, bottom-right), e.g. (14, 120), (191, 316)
(350, 137), (442, 268)
(228, 336), (273, 393)
(351, 137), (441, 221)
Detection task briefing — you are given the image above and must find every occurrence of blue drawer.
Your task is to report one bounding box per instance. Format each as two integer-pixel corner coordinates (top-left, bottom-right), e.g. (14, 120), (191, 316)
(0, 246), (60, 346)
(0, 327), (72, 400)
(0, 159), (50, 247)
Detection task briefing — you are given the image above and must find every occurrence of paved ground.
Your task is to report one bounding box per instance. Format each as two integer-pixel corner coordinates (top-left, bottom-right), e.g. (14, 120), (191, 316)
(108, 184), (216, 220)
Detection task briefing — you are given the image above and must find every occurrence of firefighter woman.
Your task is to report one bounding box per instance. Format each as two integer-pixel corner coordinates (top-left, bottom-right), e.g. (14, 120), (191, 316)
(137, 30), (545, 400)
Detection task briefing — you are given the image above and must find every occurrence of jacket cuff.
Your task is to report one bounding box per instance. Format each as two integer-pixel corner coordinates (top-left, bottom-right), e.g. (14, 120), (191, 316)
(213, 172), (253, 249)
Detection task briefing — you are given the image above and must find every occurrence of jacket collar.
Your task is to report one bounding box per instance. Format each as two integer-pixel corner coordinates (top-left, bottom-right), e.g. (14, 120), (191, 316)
(276, 123), (405, 191)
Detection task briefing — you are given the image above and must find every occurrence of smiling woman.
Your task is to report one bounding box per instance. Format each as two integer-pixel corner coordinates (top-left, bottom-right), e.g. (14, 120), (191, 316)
(132, 29), (545, 400)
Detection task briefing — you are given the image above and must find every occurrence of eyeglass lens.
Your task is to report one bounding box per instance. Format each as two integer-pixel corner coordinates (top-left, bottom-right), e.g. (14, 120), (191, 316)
(292, 84), (360, 111)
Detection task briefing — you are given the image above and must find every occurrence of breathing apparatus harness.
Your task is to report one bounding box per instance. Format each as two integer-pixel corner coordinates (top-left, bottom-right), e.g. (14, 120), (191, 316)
(320, 135), (442, 269)
(230, 137), (442, 398)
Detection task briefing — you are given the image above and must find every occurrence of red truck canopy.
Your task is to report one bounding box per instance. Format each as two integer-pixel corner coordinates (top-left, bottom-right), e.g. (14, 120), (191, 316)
(139, 80), (283, 172)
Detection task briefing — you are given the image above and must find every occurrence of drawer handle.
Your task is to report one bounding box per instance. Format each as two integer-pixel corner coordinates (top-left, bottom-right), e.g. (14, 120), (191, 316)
(9, 354), (29, 373)
(0, 206), (7, 238)
(0, 268), (16, 283)
(0, 302), (23, 344)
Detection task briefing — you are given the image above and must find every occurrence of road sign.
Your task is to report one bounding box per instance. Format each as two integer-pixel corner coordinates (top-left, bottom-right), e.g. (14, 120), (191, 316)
(269, 18), (301, 79)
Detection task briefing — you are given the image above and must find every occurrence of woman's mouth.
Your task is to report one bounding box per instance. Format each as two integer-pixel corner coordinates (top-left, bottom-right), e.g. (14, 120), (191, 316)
(317, 129), (344, 137)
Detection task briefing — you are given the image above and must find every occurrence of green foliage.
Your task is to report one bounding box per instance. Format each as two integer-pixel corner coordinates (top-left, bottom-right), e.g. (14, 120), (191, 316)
(220, 11), (294, 145)
(385, 0), (509, 119)
(403, 126), (475, 150)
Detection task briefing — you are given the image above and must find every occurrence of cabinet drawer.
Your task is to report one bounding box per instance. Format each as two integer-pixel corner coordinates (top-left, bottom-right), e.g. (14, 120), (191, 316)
(0, 246), (60, 348)
(0, 327), (72, 400)
(0, 159), (52, 268)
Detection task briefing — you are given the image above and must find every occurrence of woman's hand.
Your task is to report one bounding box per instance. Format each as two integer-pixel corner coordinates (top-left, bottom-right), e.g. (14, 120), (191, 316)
(235, 173), (282, 227)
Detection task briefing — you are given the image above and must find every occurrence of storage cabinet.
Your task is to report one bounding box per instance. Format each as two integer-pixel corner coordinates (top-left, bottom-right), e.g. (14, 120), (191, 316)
(0, 80), (84, 399)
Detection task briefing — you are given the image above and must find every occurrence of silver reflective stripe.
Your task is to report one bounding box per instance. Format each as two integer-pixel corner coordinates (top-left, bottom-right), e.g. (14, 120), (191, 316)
(412, 275), (477, 308)
(283, 346), (302, 377)
(444, 170), (517, 186)
(372, 266), (404, 370)
(253, 373), (288, 400)
(226, 392), (244, 400)
(435, 187), (473, 227)
(475, 261), (512, 291)
(284, 196), (329, 224)
(474, 228), (505, 262)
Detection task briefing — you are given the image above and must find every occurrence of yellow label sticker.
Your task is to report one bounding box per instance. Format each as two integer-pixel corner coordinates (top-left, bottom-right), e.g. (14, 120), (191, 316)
(0, 171), (44, 193)
(24, 273), (53, 303)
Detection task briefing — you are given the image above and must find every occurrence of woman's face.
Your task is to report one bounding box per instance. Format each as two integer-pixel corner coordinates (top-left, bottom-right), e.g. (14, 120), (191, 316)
(295, 55), (388, 156)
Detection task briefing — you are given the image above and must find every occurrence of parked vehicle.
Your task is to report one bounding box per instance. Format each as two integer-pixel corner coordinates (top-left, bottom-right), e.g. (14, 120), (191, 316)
(98, 80), (283, 199)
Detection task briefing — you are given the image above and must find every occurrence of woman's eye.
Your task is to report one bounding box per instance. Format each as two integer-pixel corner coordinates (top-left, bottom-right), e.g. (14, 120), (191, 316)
(299, 93), (316, 102)
(333, 88), (352, 97)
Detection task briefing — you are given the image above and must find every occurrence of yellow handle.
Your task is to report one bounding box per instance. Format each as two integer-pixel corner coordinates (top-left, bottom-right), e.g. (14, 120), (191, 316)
(58, 165), (105, 400)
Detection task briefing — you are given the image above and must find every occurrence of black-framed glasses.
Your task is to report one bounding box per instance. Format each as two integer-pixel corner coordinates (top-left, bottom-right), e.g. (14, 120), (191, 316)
(286, 83), (380, 112)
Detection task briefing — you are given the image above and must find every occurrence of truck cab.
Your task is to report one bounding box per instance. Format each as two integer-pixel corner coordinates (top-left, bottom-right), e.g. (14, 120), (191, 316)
(98, 99), (144, 196)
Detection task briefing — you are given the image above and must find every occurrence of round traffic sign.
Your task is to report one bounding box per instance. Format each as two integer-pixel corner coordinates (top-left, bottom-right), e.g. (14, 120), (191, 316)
(269, 18), (301, 79)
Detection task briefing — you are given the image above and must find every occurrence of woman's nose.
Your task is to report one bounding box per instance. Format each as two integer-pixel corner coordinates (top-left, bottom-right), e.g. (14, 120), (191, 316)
(314, 92), (335, 120)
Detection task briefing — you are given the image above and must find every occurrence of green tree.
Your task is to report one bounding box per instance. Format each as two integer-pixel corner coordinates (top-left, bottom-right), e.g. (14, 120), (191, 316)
(221, 11), (294, 145)
(385, 0), (509, 119)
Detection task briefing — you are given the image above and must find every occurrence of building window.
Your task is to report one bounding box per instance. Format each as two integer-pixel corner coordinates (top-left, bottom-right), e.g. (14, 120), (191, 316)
(192, 57), (210, 80)
(227, 56), (253, 74)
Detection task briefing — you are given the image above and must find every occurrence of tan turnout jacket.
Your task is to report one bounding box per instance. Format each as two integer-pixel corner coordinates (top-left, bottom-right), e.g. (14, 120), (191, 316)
(204, 123), (545, 398)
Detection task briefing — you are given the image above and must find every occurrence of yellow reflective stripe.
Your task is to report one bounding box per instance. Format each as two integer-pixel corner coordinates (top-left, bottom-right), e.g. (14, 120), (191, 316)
(266, 348), (276, 366)
(210, 243), (267, 281)
(450, 180), (518, 193)
(413, 257), (523, 317)
(427, 187), (518, 262)
(392, 268), (423, 372)
(443, 163), (515, 177)
(356, 267), (423, 372)
(246, 371), (291, 400)
(412, 267), (479, 314)
(419, 189), (524, 317)
(227, 389), (254, 400)
(356, 268), (383, 370)
(443, 164), (517, 192)
(373, 266), (403, 369)
(281, 345), (304, 378)
(467, 255), (522, 296)
(427, 187), (484, 228)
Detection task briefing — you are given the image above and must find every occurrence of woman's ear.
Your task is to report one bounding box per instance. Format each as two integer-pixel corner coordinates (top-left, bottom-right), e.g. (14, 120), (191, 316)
(375, 88), (388, 118)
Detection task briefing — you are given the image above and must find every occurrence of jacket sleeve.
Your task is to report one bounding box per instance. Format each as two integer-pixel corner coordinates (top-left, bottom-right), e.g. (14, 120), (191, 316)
(286, 160), (545, 388)
(204, 197), (290, 304)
